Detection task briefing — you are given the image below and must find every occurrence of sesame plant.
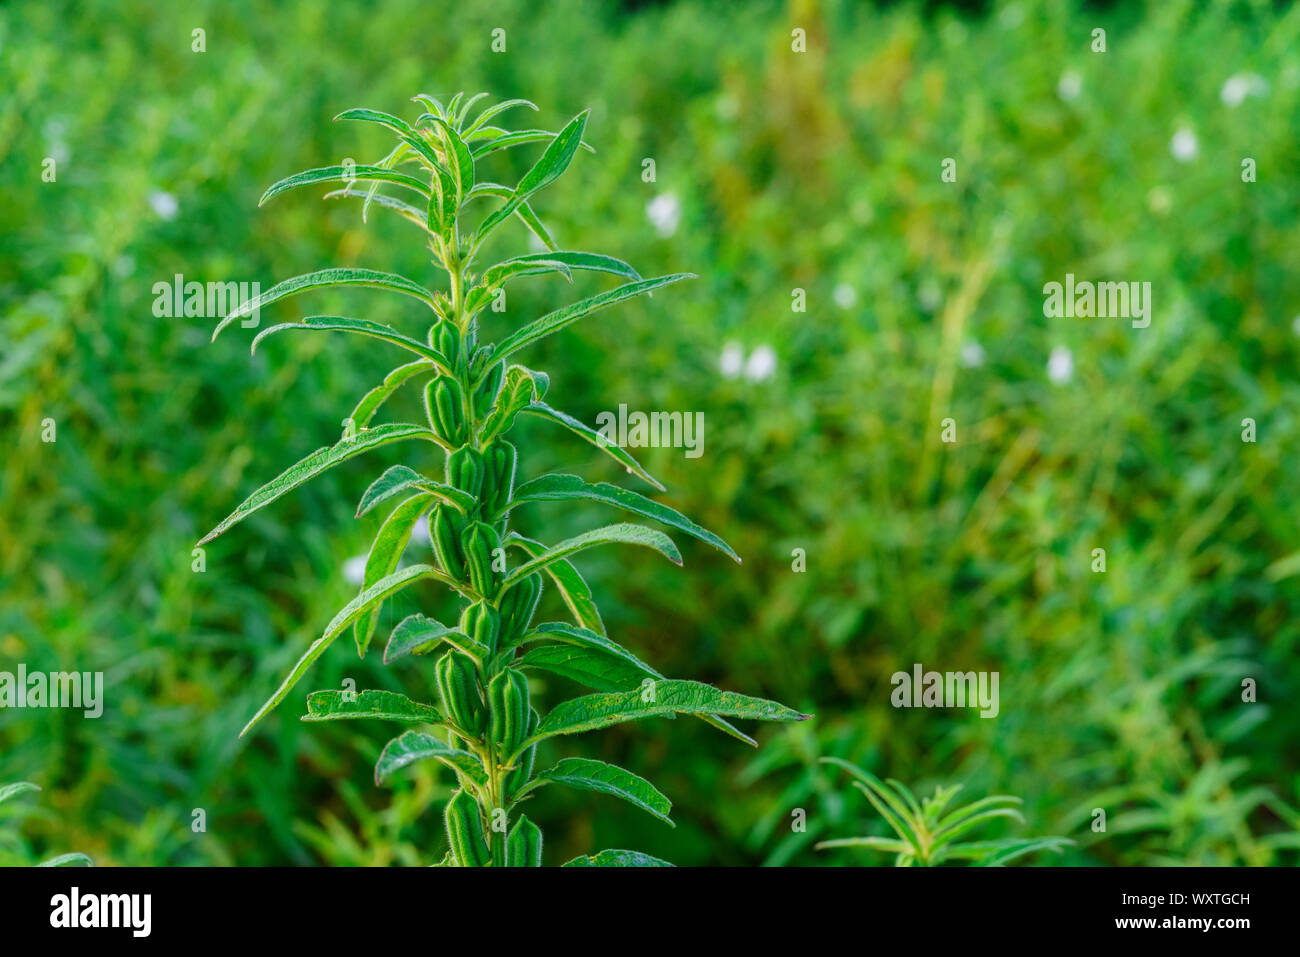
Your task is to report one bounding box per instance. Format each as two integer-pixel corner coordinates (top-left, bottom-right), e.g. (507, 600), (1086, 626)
(197, 93), (807, 866)
(0, 782), (92, 866)
(816, 758), (1072, 866)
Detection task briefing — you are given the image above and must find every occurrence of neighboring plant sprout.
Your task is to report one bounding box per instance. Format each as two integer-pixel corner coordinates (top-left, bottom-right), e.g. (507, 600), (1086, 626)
(198, 93), (807, 867)
(816, 758), (1072, 867)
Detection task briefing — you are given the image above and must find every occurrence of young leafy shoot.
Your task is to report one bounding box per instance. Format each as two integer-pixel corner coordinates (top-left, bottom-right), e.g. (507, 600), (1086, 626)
(199, 93), (808, 866)
(816, 759), (1073, 867)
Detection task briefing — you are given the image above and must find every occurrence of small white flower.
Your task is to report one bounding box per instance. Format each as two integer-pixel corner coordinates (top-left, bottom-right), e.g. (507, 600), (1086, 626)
(745, 344), (777, 382)
(148, 190), (179, 220)
(1170, 128), (1198, 163)
(1058, 70), (1082, 102)
(646, 193), (681, 238)
(342, 555), (367, 585)
(719, 341), (744, 379)
(960, 341), (985, 368)
(833, 283), (857, 309)
(1220, 73), (1267, 107)
(1047, 346), (1073, 385)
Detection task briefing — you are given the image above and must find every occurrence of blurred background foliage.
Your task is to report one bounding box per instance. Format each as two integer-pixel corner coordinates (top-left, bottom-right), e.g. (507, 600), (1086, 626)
(2, 0), (1299, 866)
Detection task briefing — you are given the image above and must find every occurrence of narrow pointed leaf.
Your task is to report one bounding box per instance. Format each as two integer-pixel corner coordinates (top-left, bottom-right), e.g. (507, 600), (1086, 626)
(354, 494), (435, 656)
(375, 731), (487, 787)
(532, 758), (673, 826)
(506, 473), (740, 562)
(302, 689), (443, 724)
(490, 251), (641, 282)
(357, 465), (476, 517)
(324, 185), (434, 234)
(520, 402), (664, 491)
(464, 98), (538, 137)
(0, 782), (39, 806)
(213, 267), (438, 341)
(474, 111), (589, 245)
(197, 424), (443, 545)
(479, 366), (549, 442)
(508, 534), (604, 634)
(502, 523), (681, 590)
(241, 564), (453, 737)
(471, 129), (596, 160)
(259, 164), (431, 206)
(249, 316), (450, 370)
(489, 274), (693, 367)
(36, 853), (94, 868)
(521, 680), (808, 754)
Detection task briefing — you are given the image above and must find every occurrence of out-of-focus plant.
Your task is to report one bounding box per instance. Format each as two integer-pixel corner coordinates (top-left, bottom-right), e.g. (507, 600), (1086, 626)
(816, 758), (1071, 867)
(197, 92), (807, 866)
(0, 782), (92, 867)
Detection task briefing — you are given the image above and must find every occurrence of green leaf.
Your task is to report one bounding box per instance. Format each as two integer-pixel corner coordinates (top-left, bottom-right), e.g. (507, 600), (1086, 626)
(36, 853), (94, 867)
(375, 730), (487, 788)
(489, 274), (694, 367)
(521, 680), (808, 754)
(241, 564), (454, 737)
(479, 366), (548, 443)
(249, 316), (450, 371)
(429, 117), (475, 199)
(334, 107), (417, 137)
(302, 689), (443, 724)
(479, 256), (574, 290)
(197, 424), (444, 545)
(354, 494), (435, 656)
(213, 267), (438, 341)
(815, 837), (913, 854)
(463, 98), (538, 137)
(489, 251), (641, 282)
(0, 782), (39, 806)
(507, 534), (604, 635)
(473, 111), (590, 246)
(518, 623), (661, 691)
(348, 360), (436, 431)
(357, 464), (476, 517)
(259, 164), (431, 206)
(975, 837), (1073, 867)
(383, 614), (467, 664)
(530, 758), (673, 825)
(502, 523), (682, 590)
(471, 129), (596, 160)
(520, 402), (664, 492)
(562, 849), (673, 867)
(506, 473), (740, 562)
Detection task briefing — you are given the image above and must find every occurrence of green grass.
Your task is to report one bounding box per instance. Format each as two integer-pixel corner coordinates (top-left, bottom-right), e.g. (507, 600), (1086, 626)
(2, 0), (1298, 866)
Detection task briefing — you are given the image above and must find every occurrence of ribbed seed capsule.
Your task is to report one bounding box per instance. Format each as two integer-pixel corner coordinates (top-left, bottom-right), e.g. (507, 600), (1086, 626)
(435, 650), (485, 736)
(426, 376), (467, 445)
(487, 668), (530, 754)
(473, 361), (505, 419)
(458, 601), (500, 658)
(497, 573), (542, 651)
(461, 521), (502, 598)
(432, 321), (459, 367)
(430, 505), (467, 580)
(444, 789), (490, 867)
(445, 446), (485, 501)
(505, 814), (543, 867)
(480, 440), (517, 519)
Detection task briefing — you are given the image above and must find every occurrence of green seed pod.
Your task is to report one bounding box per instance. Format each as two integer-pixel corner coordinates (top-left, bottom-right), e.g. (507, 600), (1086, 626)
(444, 789), (490, 867)
(435, 650), (485, 736)
(468, 342), (493, 381)
(432, 321), (459, 367)
(459, 601), (500, 657)
(505, 814), (543, 868)
(505, 707), (540, 799)
(473, 361), (505, 420)
(487, 667), (530, 754)
(426, 376), (467, 445)
(480, 440), (517, 519)
(430, 505), (467, 581)
(461, 521), (502, 597)
(497, 573), (542, 650)
(445, 446), (485, 501)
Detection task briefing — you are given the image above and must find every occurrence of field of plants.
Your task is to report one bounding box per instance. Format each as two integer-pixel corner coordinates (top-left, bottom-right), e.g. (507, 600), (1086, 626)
(3, 0), (1299, 867)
